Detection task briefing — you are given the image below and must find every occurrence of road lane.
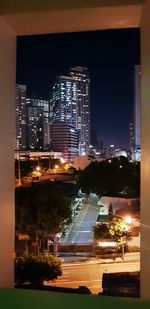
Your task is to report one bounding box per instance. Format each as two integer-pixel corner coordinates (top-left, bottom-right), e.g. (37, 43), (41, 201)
(47, 260), (140, 294)
(61, 200), (100, 244)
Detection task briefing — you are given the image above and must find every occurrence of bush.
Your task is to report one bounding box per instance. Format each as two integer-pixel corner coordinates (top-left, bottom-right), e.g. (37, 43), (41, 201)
(127, 246), (140, 253)
(15, 253), (62, 286)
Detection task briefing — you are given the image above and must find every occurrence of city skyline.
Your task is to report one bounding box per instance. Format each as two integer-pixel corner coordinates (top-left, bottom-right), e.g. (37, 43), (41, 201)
(50, 66), (90, 155)
(17, 28), (140, 148)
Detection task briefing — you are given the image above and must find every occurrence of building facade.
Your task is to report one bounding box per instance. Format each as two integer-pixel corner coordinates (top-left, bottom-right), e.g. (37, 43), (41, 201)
(27, 98), (50, 149)
(51, 122), (78, 161)
(26, 105), (44, 150)
(51, 66), (90, 155)
(15, 84), (27, 150)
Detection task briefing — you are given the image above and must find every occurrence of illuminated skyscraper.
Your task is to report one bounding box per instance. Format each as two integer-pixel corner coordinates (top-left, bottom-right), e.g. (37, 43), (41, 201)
(26, 104), (44, 150)
(15, 84), (27, 150)
(27, 98), (50, 149)
(51, 66), (90, 155)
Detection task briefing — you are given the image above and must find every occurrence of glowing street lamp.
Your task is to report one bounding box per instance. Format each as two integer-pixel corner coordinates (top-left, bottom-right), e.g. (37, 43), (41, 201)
(32, 165), (42, 179)
(124, 216), (132, 225)
(36, 166), (40, 172)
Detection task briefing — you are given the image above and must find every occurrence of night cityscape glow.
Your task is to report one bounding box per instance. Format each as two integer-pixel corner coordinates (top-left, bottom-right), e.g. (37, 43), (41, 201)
(14, 28), (140, 296)
(17, 28), (140, 149)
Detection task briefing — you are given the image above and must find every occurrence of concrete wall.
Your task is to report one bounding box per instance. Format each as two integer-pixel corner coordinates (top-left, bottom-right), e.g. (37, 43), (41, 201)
(0, 18), (16, 287)
(2, 5), (142, 36)
(141, 0), (150, 299)
(0, 0), (150, 299)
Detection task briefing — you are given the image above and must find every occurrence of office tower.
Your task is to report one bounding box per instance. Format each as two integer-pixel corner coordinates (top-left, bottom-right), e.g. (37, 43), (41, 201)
(26, 105), (44, 150)
(15, 84), (27, 150)
(26, 98), (50, 150)
(90, 129), (103, 151)
(51, 122), (78, 161)
(51, 66), (90, 155)
(132, 65), (141, 161)
(50, 76), (77, 127)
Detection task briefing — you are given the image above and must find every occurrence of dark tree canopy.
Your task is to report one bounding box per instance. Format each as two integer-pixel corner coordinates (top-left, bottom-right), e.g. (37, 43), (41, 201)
(78, 158), (140, 196)
(15, 182), (71, 238)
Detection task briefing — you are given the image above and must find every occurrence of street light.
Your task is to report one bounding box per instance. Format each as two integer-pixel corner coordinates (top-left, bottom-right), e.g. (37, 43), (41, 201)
(124, 216), (132, 225)
(32, 165), (42, 180)
(36, 166), (40, 172)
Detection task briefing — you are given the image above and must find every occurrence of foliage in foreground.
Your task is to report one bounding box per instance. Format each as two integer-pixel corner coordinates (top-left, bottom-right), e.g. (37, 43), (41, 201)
(15, 253), (62, 286)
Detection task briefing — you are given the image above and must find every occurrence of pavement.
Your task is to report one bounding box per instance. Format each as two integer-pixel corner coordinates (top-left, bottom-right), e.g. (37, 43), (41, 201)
(59, 252), (140, 264)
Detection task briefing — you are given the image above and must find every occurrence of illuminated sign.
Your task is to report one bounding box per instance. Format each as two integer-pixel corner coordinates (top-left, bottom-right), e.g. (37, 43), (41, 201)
(98, 241), (116, 247)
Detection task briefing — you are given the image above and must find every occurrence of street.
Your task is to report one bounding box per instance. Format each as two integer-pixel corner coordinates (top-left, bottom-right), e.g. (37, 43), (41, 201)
(52, 192), (141, 295)
(61, 194), (99, 244)
(46, 258), (140, 294)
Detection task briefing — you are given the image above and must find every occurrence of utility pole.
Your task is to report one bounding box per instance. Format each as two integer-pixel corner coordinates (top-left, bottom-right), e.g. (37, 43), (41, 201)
(121, 236), (125, 260)
(54, 236), (58, 256)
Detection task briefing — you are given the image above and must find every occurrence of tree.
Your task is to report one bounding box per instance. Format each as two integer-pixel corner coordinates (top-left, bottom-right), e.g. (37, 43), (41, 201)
(93, 218), (129, 242)
(78, 159), (140, 196)
(93, 223), (110, 240)
(15, 253), (62, 286)
(15, 182), (71, 241)
(108, 217), (128, 242)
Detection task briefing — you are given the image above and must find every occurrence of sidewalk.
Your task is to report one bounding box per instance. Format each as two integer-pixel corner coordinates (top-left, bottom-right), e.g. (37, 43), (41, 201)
(60, 252), (140, 264)
(99, 252), (140, 264)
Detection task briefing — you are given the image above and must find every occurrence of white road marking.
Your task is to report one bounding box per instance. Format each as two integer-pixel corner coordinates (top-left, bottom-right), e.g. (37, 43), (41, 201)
(75, 230), (91, 233)
(50, 279), (101, 285)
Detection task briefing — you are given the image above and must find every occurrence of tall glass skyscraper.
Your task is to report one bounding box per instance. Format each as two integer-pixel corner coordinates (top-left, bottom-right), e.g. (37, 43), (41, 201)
(51, 66), (90, 155)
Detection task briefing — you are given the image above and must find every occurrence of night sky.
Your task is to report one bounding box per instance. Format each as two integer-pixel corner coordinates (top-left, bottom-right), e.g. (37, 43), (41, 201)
(16, 28), (140, 148)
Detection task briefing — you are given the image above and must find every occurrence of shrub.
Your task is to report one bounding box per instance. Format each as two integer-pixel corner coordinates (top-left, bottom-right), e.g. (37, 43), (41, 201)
(126, 246), (140, 253)
(15, 253), (62, 286)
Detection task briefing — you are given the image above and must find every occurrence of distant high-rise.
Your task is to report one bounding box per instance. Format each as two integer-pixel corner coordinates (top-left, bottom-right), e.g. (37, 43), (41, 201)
(27, 98), (50, 149)
(26, 104), (44, 150)
(132, 65), (141, 160)
(51, 66), (90, 155)
(134, 65), (141, 147)
(15, 84), (27, 150)
(129, 122), (134, 154)
(51, 122), (78, 161)
(91, 129), (103, 152)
